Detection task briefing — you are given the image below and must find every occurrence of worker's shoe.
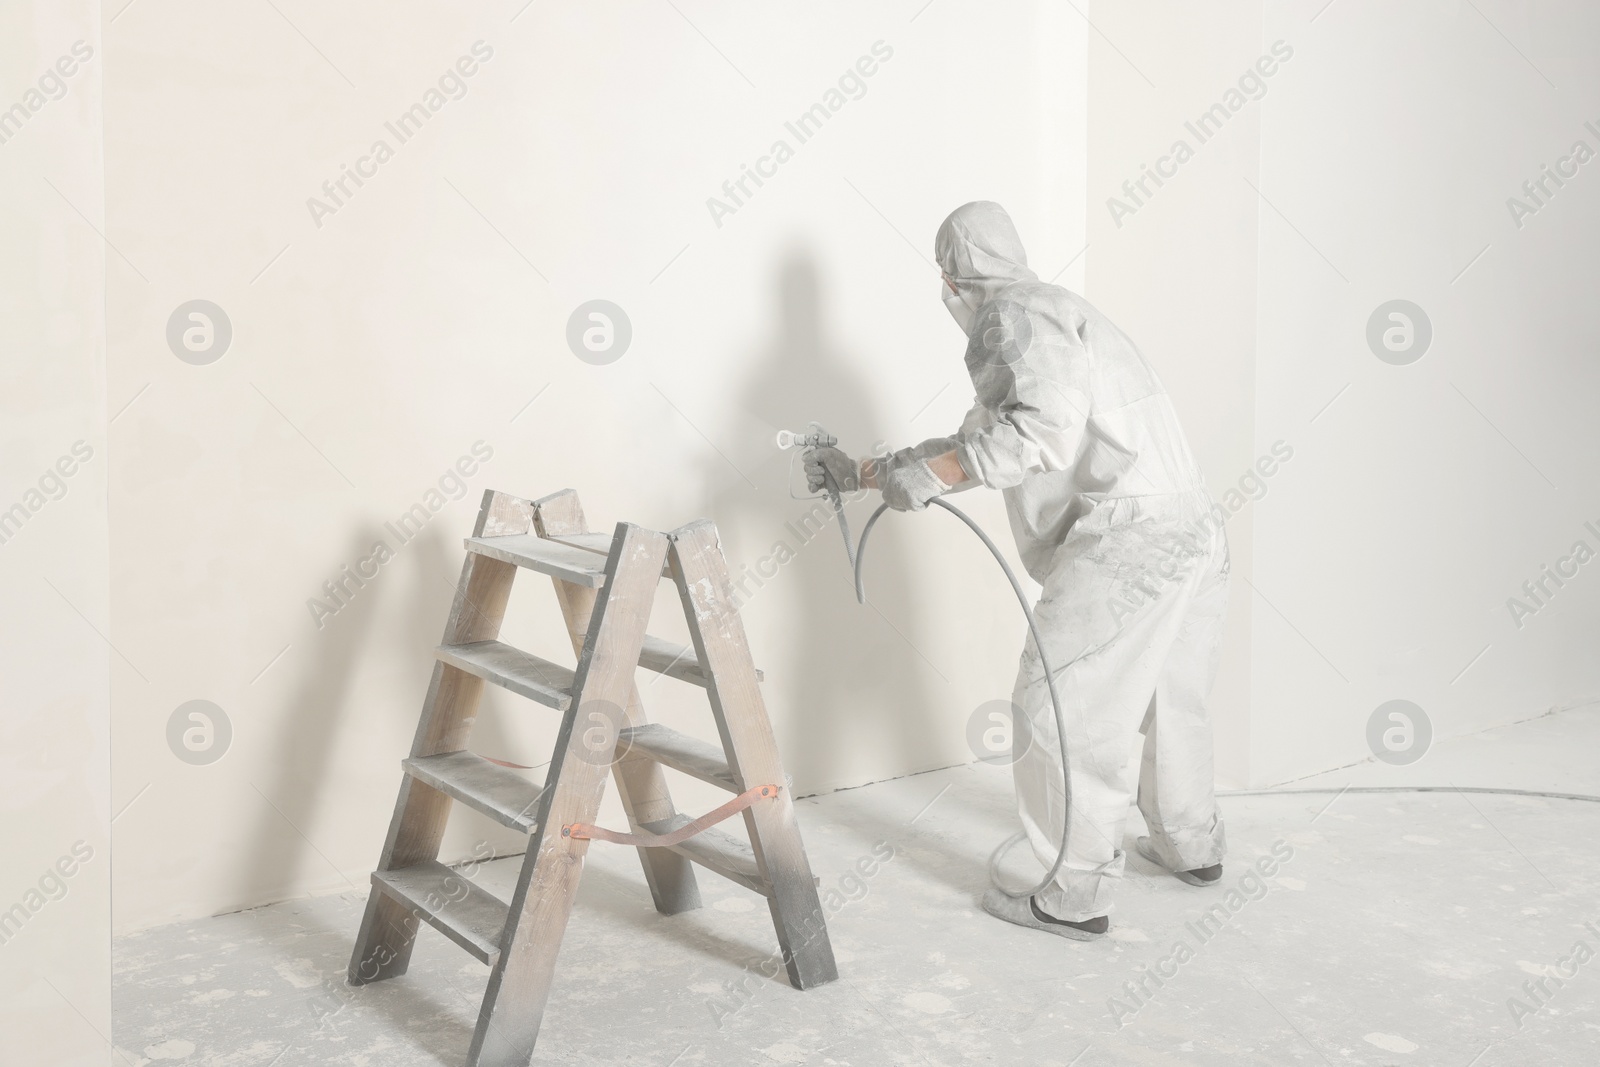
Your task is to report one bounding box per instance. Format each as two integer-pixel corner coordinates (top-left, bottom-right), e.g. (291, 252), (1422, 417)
(1136, 836), (1222, 887)
(981, 888), (1107, 941)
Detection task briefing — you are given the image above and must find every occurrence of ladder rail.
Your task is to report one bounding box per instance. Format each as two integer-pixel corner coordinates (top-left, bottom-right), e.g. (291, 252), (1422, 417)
(467, 521), (671, 1067)
(348, 490), (534, 987)
(669, 520), (840, 991)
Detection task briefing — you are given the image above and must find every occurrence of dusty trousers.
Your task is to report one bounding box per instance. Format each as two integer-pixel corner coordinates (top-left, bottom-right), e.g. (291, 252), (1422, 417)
(1011, 488), (1230, 921)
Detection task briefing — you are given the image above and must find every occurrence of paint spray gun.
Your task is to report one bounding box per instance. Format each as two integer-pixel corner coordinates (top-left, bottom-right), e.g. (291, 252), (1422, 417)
(775, 422), (856, 570)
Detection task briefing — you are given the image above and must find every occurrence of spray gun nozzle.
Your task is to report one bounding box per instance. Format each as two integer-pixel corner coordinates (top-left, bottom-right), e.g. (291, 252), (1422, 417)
(776, 429), (839, 451)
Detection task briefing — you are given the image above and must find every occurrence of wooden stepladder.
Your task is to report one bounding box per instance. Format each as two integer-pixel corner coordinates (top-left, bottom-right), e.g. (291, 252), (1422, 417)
(348, 488), (836, 1066)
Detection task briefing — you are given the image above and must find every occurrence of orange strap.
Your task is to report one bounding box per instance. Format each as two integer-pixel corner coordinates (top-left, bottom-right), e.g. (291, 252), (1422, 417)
(563, 784), (779, 847)
(482, 755), (537, 769)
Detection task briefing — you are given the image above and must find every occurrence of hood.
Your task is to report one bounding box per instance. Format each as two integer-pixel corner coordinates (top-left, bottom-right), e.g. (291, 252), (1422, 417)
(934, 201), (1037, 334)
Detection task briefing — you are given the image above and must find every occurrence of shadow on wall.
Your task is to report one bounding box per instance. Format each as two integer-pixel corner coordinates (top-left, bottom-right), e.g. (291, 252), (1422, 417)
(708, 249), (950, 794)
(236, 523), (469, 906)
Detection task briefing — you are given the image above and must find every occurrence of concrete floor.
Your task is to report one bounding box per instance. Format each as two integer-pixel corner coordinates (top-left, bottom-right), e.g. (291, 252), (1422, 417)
(114, 706), (1600, 1066)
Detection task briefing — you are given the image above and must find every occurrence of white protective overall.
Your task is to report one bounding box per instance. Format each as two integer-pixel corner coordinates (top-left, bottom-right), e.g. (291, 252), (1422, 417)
(926, 201), (1231, 921)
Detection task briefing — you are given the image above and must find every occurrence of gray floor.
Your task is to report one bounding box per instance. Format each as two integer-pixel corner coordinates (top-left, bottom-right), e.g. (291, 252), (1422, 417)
(114, 706), (1600, 1066)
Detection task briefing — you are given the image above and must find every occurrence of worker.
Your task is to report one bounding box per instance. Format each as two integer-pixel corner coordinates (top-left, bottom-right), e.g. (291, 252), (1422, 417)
(804, 201), (1230, 940)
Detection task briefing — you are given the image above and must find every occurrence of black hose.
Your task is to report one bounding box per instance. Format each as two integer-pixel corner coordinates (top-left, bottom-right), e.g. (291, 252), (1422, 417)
(819, 469), (855, 572)
(852, 497), (1072, 899)
(1221, 785), (1600, 803)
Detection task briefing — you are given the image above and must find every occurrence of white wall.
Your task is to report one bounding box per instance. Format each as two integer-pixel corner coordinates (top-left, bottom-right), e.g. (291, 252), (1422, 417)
(0, 3), (111, 1063)
(105, 1), (1087, 930)
(1251, 0), (1600, 782)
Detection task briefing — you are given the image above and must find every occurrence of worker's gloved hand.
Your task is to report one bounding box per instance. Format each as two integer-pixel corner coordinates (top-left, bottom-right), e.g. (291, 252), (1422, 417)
(804, 446), (859, 494)
(880, 458), (946, 512)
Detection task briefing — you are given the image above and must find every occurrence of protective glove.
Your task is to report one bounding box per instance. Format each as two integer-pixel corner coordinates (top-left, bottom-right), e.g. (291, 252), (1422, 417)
(804, 446), (859, 494)
(880, 458), (947, 512)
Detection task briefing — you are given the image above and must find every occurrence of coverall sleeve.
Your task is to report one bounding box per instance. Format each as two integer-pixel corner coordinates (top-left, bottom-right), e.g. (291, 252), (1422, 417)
(953, 300), (1090, 491)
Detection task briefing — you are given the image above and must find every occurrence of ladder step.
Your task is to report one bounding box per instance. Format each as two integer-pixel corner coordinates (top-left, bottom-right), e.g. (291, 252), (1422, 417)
(621, 723), (738, 791)
(465, 533), (608, 587)
(404, 751), (545, 833)
(637, 634), (762, 686)
(541, 531), (612, 555)
(545, 531), (675, 579)
(371, 860), (510, 966)
(437, 640), (575, 710)
(641, 816), (770, 897)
